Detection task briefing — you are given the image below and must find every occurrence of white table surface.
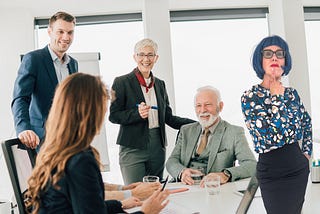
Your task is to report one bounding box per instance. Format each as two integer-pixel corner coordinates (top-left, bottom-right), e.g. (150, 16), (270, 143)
(163, 179), (265, 214)
(127, 177), (320, 214)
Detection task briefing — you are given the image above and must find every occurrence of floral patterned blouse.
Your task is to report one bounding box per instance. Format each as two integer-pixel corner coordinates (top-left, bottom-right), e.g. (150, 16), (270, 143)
(241, 84), (312, 156)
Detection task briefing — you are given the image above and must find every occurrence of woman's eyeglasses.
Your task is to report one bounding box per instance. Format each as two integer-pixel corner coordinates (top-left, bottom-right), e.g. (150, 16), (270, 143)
(136, 53), (156, 60)
(261, 49), (285, 59)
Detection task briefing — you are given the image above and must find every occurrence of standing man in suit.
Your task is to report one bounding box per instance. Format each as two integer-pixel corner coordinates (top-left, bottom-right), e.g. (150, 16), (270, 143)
(166, 86), (256, 185)
(11, 11), (78, 149)
(109, 38), (195, 184)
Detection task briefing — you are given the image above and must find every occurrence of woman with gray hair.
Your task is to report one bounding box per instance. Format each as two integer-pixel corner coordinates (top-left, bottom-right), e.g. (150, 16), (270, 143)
(109, 38), (194, 184)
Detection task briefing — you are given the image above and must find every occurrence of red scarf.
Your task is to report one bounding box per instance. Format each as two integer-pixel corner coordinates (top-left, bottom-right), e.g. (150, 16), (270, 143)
(134, 68), (154, 93)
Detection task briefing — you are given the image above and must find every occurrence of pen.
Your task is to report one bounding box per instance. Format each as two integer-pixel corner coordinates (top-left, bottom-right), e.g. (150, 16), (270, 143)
(135, 104), (158, 110)
(161, 175), (169, 191)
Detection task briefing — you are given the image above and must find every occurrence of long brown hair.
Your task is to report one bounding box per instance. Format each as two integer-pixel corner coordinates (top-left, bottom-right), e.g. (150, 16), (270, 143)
(27, 73), (108, 213)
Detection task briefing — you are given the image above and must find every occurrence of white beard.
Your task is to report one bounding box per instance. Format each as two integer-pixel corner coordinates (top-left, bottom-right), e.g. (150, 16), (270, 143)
(197, 113), (219, 129)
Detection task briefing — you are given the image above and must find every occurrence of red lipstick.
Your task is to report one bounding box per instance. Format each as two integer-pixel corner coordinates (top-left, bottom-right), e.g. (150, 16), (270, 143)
(270, 64), (279, 67)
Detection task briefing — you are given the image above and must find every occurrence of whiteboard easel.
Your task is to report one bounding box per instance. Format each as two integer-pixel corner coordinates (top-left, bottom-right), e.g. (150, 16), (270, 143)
(70, 52), (110, 171)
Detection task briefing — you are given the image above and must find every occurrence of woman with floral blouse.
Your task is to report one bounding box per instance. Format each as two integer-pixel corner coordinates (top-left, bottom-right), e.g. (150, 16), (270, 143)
(241, 35), (312, 214)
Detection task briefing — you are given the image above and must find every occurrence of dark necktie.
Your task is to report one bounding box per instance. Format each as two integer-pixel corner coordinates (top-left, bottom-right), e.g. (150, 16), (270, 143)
(197, 128), (210, 155)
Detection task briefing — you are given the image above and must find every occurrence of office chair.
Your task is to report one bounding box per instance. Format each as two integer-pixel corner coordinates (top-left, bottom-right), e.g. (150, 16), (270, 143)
(235, 175), (259, 214)
(1, 138), (37, 214)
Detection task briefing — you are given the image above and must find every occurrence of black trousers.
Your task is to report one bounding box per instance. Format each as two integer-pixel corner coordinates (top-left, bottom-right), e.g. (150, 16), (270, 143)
(257, 143), (309, 214)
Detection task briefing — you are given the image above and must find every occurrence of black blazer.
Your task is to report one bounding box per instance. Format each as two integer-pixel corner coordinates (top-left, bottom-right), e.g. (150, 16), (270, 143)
(38, 148), (142, 214)
(11, 46), (78, 139)
(109, 69), (195, 149)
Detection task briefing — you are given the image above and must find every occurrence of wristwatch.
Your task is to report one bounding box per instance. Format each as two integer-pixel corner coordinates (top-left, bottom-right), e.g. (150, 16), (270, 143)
(223, 169), (231, 181)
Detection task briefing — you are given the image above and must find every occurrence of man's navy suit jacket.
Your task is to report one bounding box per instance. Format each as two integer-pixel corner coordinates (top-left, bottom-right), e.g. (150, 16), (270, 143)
(11, 45), (78, 139)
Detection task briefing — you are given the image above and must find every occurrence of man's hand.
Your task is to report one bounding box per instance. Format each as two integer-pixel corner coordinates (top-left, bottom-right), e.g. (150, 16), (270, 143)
(180, 168), (203, 185)
(200, 172), (229, 187)
(18, 130), (40, 149)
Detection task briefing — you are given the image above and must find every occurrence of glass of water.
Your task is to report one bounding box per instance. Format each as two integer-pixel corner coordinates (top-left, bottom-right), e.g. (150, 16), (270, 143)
(190, 167), (205, 185)
(143, 175), (160, 183)
(204, 175), (220, 195)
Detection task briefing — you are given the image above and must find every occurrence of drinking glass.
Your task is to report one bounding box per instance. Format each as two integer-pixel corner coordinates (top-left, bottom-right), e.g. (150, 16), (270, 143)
(190, 167), (205, 185)
(204, 175), (220, 195)
(143, 175), (159, 183)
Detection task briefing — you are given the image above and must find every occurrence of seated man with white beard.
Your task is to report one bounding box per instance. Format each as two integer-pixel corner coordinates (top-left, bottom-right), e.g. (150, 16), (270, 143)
(166, 86), (256, 186)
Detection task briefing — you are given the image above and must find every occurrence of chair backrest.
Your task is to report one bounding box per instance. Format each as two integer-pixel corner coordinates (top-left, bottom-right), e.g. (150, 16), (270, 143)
(1, 138), (37, 214)
(235, 175), (259, 214)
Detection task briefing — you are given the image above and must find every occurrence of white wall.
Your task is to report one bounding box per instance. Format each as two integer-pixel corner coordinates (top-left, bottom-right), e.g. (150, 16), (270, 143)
(0, 8), (35, 201)
(0, 9), (34, 141)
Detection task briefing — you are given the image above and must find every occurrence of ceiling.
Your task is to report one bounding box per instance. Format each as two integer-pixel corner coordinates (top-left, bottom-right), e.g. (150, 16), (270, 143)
(0, 0), (142, 18)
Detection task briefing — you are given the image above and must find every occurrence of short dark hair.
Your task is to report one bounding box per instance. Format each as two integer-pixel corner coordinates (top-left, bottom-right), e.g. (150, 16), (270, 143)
(252, 35), (292, 80)
(49, 11), (76, 27)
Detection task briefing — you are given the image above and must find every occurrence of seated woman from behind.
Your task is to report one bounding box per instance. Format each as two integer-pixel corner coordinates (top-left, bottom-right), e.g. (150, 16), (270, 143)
(27, 72), (169, 214)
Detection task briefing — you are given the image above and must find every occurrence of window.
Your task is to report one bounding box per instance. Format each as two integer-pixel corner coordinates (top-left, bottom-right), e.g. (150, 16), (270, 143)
(170, 16), (268, 156)
(305, 19), (320, 159)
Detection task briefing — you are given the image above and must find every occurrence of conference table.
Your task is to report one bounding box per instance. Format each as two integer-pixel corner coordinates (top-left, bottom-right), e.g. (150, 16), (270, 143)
(127, 176), (320, 214)
(158, 179), (264, 214)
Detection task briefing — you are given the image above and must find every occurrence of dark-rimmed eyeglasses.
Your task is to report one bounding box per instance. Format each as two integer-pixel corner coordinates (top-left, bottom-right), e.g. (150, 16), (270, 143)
(136, 53), (156, 60)
(261, 49), (285, 59)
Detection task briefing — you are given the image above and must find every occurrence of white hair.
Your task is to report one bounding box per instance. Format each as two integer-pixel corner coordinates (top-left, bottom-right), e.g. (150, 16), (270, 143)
(194, 85), (222, 105)
(134, 38), (158, 54)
